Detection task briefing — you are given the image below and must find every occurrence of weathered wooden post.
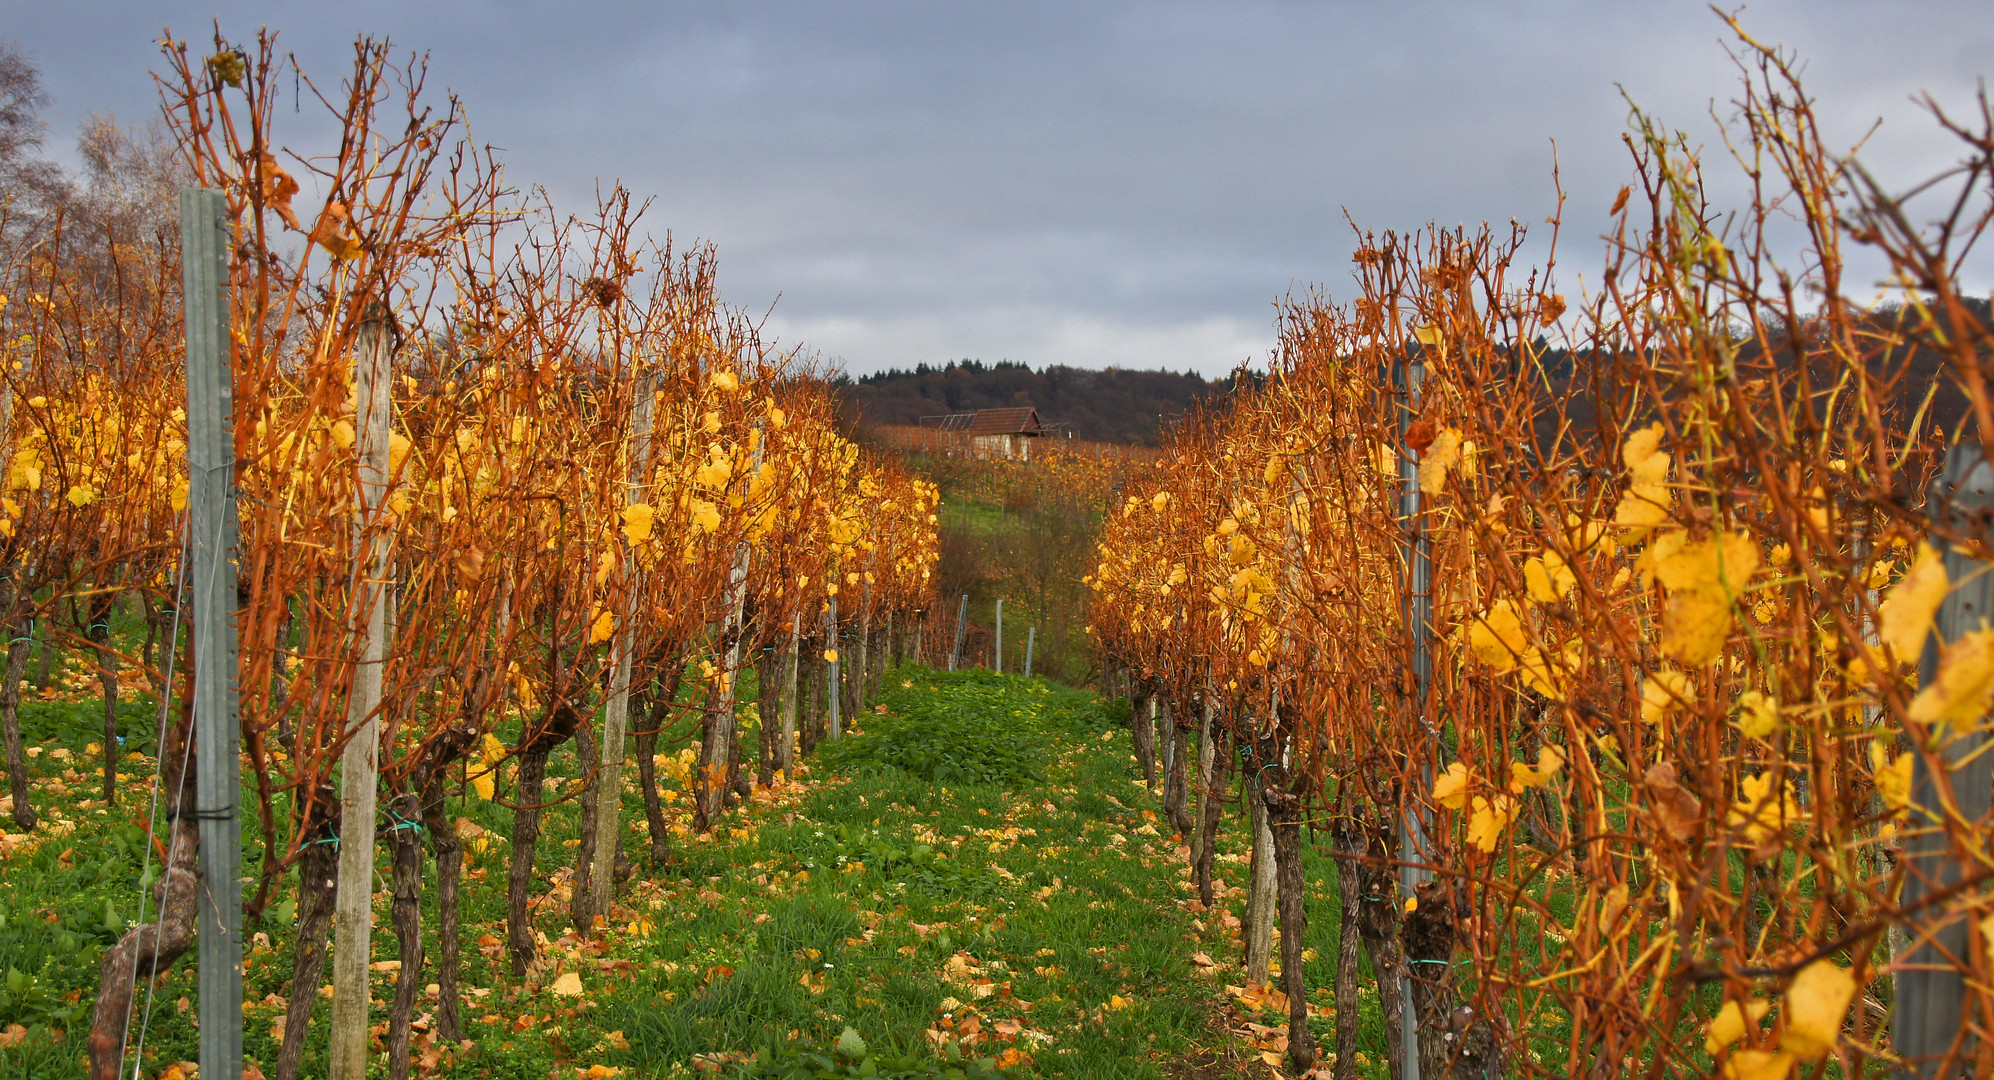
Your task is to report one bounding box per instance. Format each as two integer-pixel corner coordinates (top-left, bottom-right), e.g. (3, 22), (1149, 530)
(994, 598), (1004, 673)
(1898, 443), (1994, 1077)
(778, 610), (801, 776)
(183, 186), (244, 1080)
(329, 304), (394, 1080)
(1024, 626), (1036, 678)
(589, 371), (655, 922)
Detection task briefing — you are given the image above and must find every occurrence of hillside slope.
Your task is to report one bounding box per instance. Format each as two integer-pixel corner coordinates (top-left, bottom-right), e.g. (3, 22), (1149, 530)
(839, 361), (1247, 446)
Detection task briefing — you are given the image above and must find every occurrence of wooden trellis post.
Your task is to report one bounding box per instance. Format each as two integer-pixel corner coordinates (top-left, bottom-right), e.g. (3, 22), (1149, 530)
(590, 371), (655, 921)
(329, 307), (395, 1080)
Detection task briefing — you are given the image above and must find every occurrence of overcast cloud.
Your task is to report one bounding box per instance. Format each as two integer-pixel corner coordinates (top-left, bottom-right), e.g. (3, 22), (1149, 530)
(13, 2), (1994, 374)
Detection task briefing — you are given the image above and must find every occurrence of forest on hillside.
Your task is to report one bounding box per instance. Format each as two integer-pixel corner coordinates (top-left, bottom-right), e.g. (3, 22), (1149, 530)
(837, 360), (1248, 445)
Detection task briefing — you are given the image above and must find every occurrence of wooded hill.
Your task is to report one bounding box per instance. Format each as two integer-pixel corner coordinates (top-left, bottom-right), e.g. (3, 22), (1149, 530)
(836, 360), (1247, 446)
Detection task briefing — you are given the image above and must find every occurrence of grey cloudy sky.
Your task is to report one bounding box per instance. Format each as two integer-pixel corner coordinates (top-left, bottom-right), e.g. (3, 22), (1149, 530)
(14, 2), (1994, 375)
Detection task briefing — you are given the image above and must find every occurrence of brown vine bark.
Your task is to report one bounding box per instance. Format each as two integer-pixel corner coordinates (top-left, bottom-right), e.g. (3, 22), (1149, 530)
(1403, 877), (1461, 1080)
(385, 791), (426, 1080)
(631, 663), (683, 867)
(414, 723), (475, 1043)
(756, 644), (779, 787)
(86, 716), (198, 1080)
(570, 715), (601, 935)
(275, 785), (340, 1080)
(1330, 812), (1366, 1080)
(1130, 688), (1157, 791)
(1266, 788), (1317, 1074)
(2, 629), (36, 830)
(506, 702), (579, 976)
(87, 592), (118, 805)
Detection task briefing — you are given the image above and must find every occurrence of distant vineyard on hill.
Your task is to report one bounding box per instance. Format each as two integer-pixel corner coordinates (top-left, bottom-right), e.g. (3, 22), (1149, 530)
(836, 359), (1248, 445)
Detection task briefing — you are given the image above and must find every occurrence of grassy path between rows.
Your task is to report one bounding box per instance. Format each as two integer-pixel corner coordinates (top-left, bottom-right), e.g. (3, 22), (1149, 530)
(0, 668), (1379, 1079)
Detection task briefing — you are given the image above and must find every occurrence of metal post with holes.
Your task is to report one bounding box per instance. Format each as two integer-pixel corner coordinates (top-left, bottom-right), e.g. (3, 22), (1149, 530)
(826, 595), (842, 739)
(949, 593), (968, 672)
(1898, 443), (1994, 1077)
(1394, 353), (1433, 1080)
(182, 187), (243, 1080)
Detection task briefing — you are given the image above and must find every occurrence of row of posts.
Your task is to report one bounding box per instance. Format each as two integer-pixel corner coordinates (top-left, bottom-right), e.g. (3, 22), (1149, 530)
(942, 593), (1035, 676)
(177, 180), (1989, 1076)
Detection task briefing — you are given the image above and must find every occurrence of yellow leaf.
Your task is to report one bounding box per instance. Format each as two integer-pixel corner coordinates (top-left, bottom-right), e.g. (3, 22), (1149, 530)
(1879, 542), (1946, 661)
(589, 610), (616, 644)
(1641, 668), (1691, 726)
(1613, 425), (1673, 535)
(824, 649), (839, 663)
(1508, 745), (1566, 793)
(1869, 746), (1911, 812)
(1780, 959), (1855, 1060)
(330, 420), (356, 450)
(1418, 428), (1462, 496)
(1735, 690), (1780, 740)
(1432, 762), (1470, 810)
(1524, 551), (1576, 603)
(1722, 1049), (1794, 1080)
(1517, 645), (1575, 700)
(1466, 600), (1527, 673)
(1663, 590), (1736, 666)
(65, 483), (98, 507)
(1466, 794), (1515, 853)
(1623, 423), (1670, 485)
(1151, 491), (1169, 512)
(550, 971), (584, 997)
(1908, 626), (1994, 728)
(710, 370), (739, 392)
(388, 431), (413, 472)
(481, 731), (507, 766)
(1728, 773), (1800, 847)
(1705, 997), (1772, 1055)
(695, 459), (733, 490)
(621, 503), (656, 545)
(690, 499), (721, 534)
(471, 769), (495, 801)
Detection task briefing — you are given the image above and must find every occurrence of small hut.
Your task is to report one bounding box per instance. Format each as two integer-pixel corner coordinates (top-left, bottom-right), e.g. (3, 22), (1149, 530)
(920, 406), (1045, 461)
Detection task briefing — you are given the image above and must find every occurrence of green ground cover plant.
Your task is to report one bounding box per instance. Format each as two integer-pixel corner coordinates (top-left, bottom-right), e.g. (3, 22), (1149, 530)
(1, 666), (1413, 1080)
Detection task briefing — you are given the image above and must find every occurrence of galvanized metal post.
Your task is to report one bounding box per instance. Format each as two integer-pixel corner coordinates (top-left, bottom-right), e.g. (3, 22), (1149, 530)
(949, 593), (968, 672)
(994, 598), (1004, 673)
(1024, 626), (1036, 678)
(1394, 353), (1433, 1080)
(825, 596), (842, 739)
(1898, 444), (1994, 1077)
(182, 187), (243, 1080)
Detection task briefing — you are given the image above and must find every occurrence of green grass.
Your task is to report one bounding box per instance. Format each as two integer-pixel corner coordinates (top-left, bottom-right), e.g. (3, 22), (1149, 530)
(4, 665), (1353, 1079)
(938, 498), (1009, 537)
